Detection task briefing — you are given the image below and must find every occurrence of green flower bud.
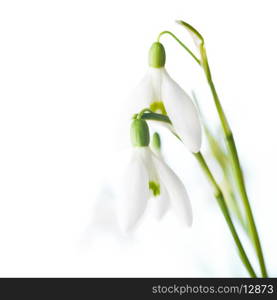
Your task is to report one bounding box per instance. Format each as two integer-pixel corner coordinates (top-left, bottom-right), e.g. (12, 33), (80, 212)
(148, 42), (166, 68)
(131, 119), (150, 147)
(152, 132), (161, 152)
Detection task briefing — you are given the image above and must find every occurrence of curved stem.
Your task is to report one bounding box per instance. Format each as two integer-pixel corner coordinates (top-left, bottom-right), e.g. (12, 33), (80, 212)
(194, 152), (257, 278)
(137, 108), (153, 119)
(157, 31), (201, 65)
(140, 112), (172, 124)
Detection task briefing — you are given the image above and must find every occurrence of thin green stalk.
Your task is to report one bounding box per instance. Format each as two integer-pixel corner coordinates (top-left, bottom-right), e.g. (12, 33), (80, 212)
(194, 152), (257, 278)
(227, 131), (267, 277)
(157, 31), (201, 65)
(140, 112), (172, 124)
(205, 64), (268, 278)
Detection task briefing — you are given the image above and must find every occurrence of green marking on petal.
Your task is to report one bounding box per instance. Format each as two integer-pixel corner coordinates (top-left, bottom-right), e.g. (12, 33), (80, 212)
(149, 181), (160, 197)
(149, 102), (167, 115)
(152, 132), (161, 152)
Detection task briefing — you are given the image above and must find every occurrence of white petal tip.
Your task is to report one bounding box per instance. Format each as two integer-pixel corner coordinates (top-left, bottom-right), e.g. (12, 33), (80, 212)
(119, 223), (135, 234)
(117, 205), (144, 234)
(177, 210), (193, 227)
(190, 144), (201, 154)
(186, 217), (193, 227)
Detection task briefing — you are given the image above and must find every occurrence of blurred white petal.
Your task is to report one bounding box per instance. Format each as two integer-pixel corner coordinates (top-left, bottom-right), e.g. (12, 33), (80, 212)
(149, 67), (163, 102)
(128, 72), (154, 114)
(161, 69), (202, 152)
(139, 147), (158, 182)
(153, 154), (193, 226)
(117, 148), (149, 232)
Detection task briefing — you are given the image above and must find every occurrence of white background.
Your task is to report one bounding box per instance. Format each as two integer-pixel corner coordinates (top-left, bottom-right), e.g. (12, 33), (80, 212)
(0, 0), (277, 277)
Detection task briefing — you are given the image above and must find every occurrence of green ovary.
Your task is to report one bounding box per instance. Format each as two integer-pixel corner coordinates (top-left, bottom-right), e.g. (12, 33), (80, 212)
(149, 102), (167, 115)
(149, 181), (160, 197)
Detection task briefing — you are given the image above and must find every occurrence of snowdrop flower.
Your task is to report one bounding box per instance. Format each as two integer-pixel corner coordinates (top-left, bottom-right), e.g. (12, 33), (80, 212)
(129, 42), (202, 152)
(117, 118), (192, 232)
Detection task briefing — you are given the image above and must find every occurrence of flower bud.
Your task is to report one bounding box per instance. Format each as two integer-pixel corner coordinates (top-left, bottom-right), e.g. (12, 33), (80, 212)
(131, 119), (150, 147)
(148, 42), (166, 68)
(152, 132), (161, 152)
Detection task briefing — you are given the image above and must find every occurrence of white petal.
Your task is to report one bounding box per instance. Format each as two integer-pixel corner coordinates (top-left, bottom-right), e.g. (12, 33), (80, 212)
(117, 148), (149, 232)
(161, 69), (202, 152)
(152, 154), (193, 226)
(149, 67), (163, 102)
(127, 71), (155, 115)
(138, 147), (158, 183)
(153, 183), (170, 220)
(148, 120), (175, 134)
(141, 150), (169, 220)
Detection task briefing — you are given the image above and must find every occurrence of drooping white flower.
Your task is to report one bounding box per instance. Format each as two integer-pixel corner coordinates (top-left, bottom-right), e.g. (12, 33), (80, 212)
(117, 119), (192, 232)
(128, 42), (202, 153)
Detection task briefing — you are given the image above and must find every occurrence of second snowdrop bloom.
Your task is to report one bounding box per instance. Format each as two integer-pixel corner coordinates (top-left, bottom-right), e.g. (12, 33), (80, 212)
(130, 42), (202, 153)
(118, 118), (192, 232)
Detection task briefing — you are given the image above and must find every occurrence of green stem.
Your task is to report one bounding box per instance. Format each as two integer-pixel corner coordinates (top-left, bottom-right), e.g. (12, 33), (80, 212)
(137, 108), (153, 119)
(140, 112), (172, 124)
(205, 65), (268, 278)
(157, 31), (201, 65)
(207, 78), (231, 135)
(227, 131), (268, 277)
(194, 152), (257, 278)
